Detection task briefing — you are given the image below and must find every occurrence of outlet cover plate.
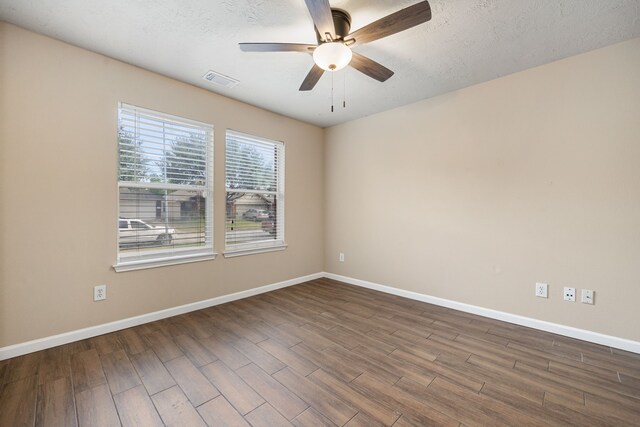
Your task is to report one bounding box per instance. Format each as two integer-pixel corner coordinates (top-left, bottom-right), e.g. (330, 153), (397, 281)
(94, 285), (107, 301)
(581, 289), (594, 304)
(535, 282), (548, 298)
(563, 287), (576, 302)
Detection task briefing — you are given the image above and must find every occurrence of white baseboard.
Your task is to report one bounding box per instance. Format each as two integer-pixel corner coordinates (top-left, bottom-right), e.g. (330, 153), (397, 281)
(0, 272), (324, 361)
(324, 272), (640, 354)
(3, 271), (639, 360)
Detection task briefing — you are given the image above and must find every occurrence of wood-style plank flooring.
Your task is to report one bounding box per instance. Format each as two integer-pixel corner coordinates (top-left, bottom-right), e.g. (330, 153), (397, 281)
(1, 278), (639, 426)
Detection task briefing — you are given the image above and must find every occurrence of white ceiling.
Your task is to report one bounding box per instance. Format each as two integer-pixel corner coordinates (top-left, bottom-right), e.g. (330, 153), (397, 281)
(1, 1), (639, 127)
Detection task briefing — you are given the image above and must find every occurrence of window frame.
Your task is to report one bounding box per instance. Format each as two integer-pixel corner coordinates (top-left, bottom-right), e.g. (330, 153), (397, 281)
(224, 129), (286, 258)
(114, 103), (216, 272)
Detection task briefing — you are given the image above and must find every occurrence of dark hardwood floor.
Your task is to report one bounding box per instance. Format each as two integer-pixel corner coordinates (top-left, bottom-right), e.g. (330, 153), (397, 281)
(1, 278), (639, 426)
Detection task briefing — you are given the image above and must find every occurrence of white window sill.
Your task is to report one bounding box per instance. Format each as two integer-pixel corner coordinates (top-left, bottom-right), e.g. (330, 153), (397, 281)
(114, 252), (217, 272)
(223, 243), (287, 258)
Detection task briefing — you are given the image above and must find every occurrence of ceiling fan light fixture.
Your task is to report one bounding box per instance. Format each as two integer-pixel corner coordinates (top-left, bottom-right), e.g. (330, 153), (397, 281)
(313, 42), (352, 71)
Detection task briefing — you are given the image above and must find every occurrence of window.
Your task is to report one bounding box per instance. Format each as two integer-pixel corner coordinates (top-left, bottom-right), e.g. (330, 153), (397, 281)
(225, 130), (285, 257)
(115, 103), (214, 271)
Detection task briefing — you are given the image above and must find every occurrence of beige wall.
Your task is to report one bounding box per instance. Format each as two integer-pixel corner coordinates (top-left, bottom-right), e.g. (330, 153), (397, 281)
(2, 20), (639, 349)
(0, 23), (324, 348)
(325, 38), (640, 341)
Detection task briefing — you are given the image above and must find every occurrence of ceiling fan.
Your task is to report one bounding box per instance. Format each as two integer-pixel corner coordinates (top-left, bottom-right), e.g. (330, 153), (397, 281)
(239, 0), (432, 91)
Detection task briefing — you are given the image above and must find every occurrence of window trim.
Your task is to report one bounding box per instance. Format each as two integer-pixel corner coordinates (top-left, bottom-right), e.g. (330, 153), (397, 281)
(113, 251), (216, 272)
(113, 103), (215, 272)
(223, 129), (286, 257)
(223, 243), (287, 258)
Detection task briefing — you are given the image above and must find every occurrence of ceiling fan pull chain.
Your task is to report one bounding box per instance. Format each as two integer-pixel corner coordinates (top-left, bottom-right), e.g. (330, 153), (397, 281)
(331, 71), (334, 112)
(343, 70), (346, 108)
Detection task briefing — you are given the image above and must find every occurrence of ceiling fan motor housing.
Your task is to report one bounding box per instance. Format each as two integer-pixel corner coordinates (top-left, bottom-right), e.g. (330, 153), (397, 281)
(315, 9), (351, 42)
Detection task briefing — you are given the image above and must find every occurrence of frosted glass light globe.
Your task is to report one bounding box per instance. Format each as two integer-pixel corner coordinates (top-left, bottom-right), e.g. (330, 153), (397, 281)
(313, 42), (352, 71)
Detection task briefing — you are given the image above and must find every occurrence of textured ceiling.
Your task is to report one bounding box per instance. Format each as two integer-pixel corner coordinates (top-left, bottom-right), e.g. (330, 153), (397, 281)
(1, 0), (639, 127)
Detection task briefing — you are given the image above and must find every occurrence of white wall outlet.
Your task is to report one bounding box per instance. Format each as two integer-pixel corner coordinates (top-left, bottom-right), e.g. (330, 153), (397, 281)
(535, 282), (548, 298)
(563, 287), (576, 302)
(581, 289), (595, 304)
(94, 285), (107, 301)
(339, 252), (345, 262)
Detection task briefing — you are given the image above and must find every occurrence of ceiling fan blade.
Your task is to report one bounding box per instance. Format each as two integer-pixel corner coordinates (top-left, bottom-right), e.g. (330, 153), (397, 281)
(239, 43), (316, 53)
(304, 0), (336, 42)
(349, 52), (394, 82)
(346, 1), (431, 47)
(299, 64), (325, 91)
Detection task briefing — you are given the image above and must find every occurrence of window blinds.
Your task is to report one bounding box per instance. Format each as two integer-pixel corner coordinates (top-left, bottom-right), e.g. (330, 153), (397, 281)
(116, 103), (214, 268)
(225, 130), (285, 252)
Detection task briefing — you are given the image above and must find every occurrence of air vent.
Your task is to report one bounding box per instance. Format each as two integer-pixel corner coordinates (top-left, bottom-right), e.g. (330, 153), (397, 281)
(202, 70), (239, 88)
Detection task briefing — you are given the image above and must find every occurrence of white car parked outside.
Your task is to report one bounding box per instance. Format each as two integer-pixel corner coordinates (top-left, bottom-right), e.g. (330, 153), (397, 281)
(119, 218), (175, 247)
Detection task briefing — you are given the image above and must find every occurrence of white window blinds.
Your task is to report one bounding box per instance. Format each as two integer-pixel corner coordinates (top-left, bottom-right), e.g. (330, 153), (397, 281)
(115, 103), (214, 271)
(225, 130), (285, 256)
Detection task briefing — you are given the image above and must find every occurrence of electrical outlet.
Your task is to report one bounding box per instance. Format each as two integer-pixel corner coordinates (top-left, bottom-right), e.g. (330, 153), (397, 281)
(563, 287), (575, 302)
(94, 285), (107, 301)
(339, 253), (345, 262)
(581, 289), (595, 305)
(535, 282), (548, 298)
